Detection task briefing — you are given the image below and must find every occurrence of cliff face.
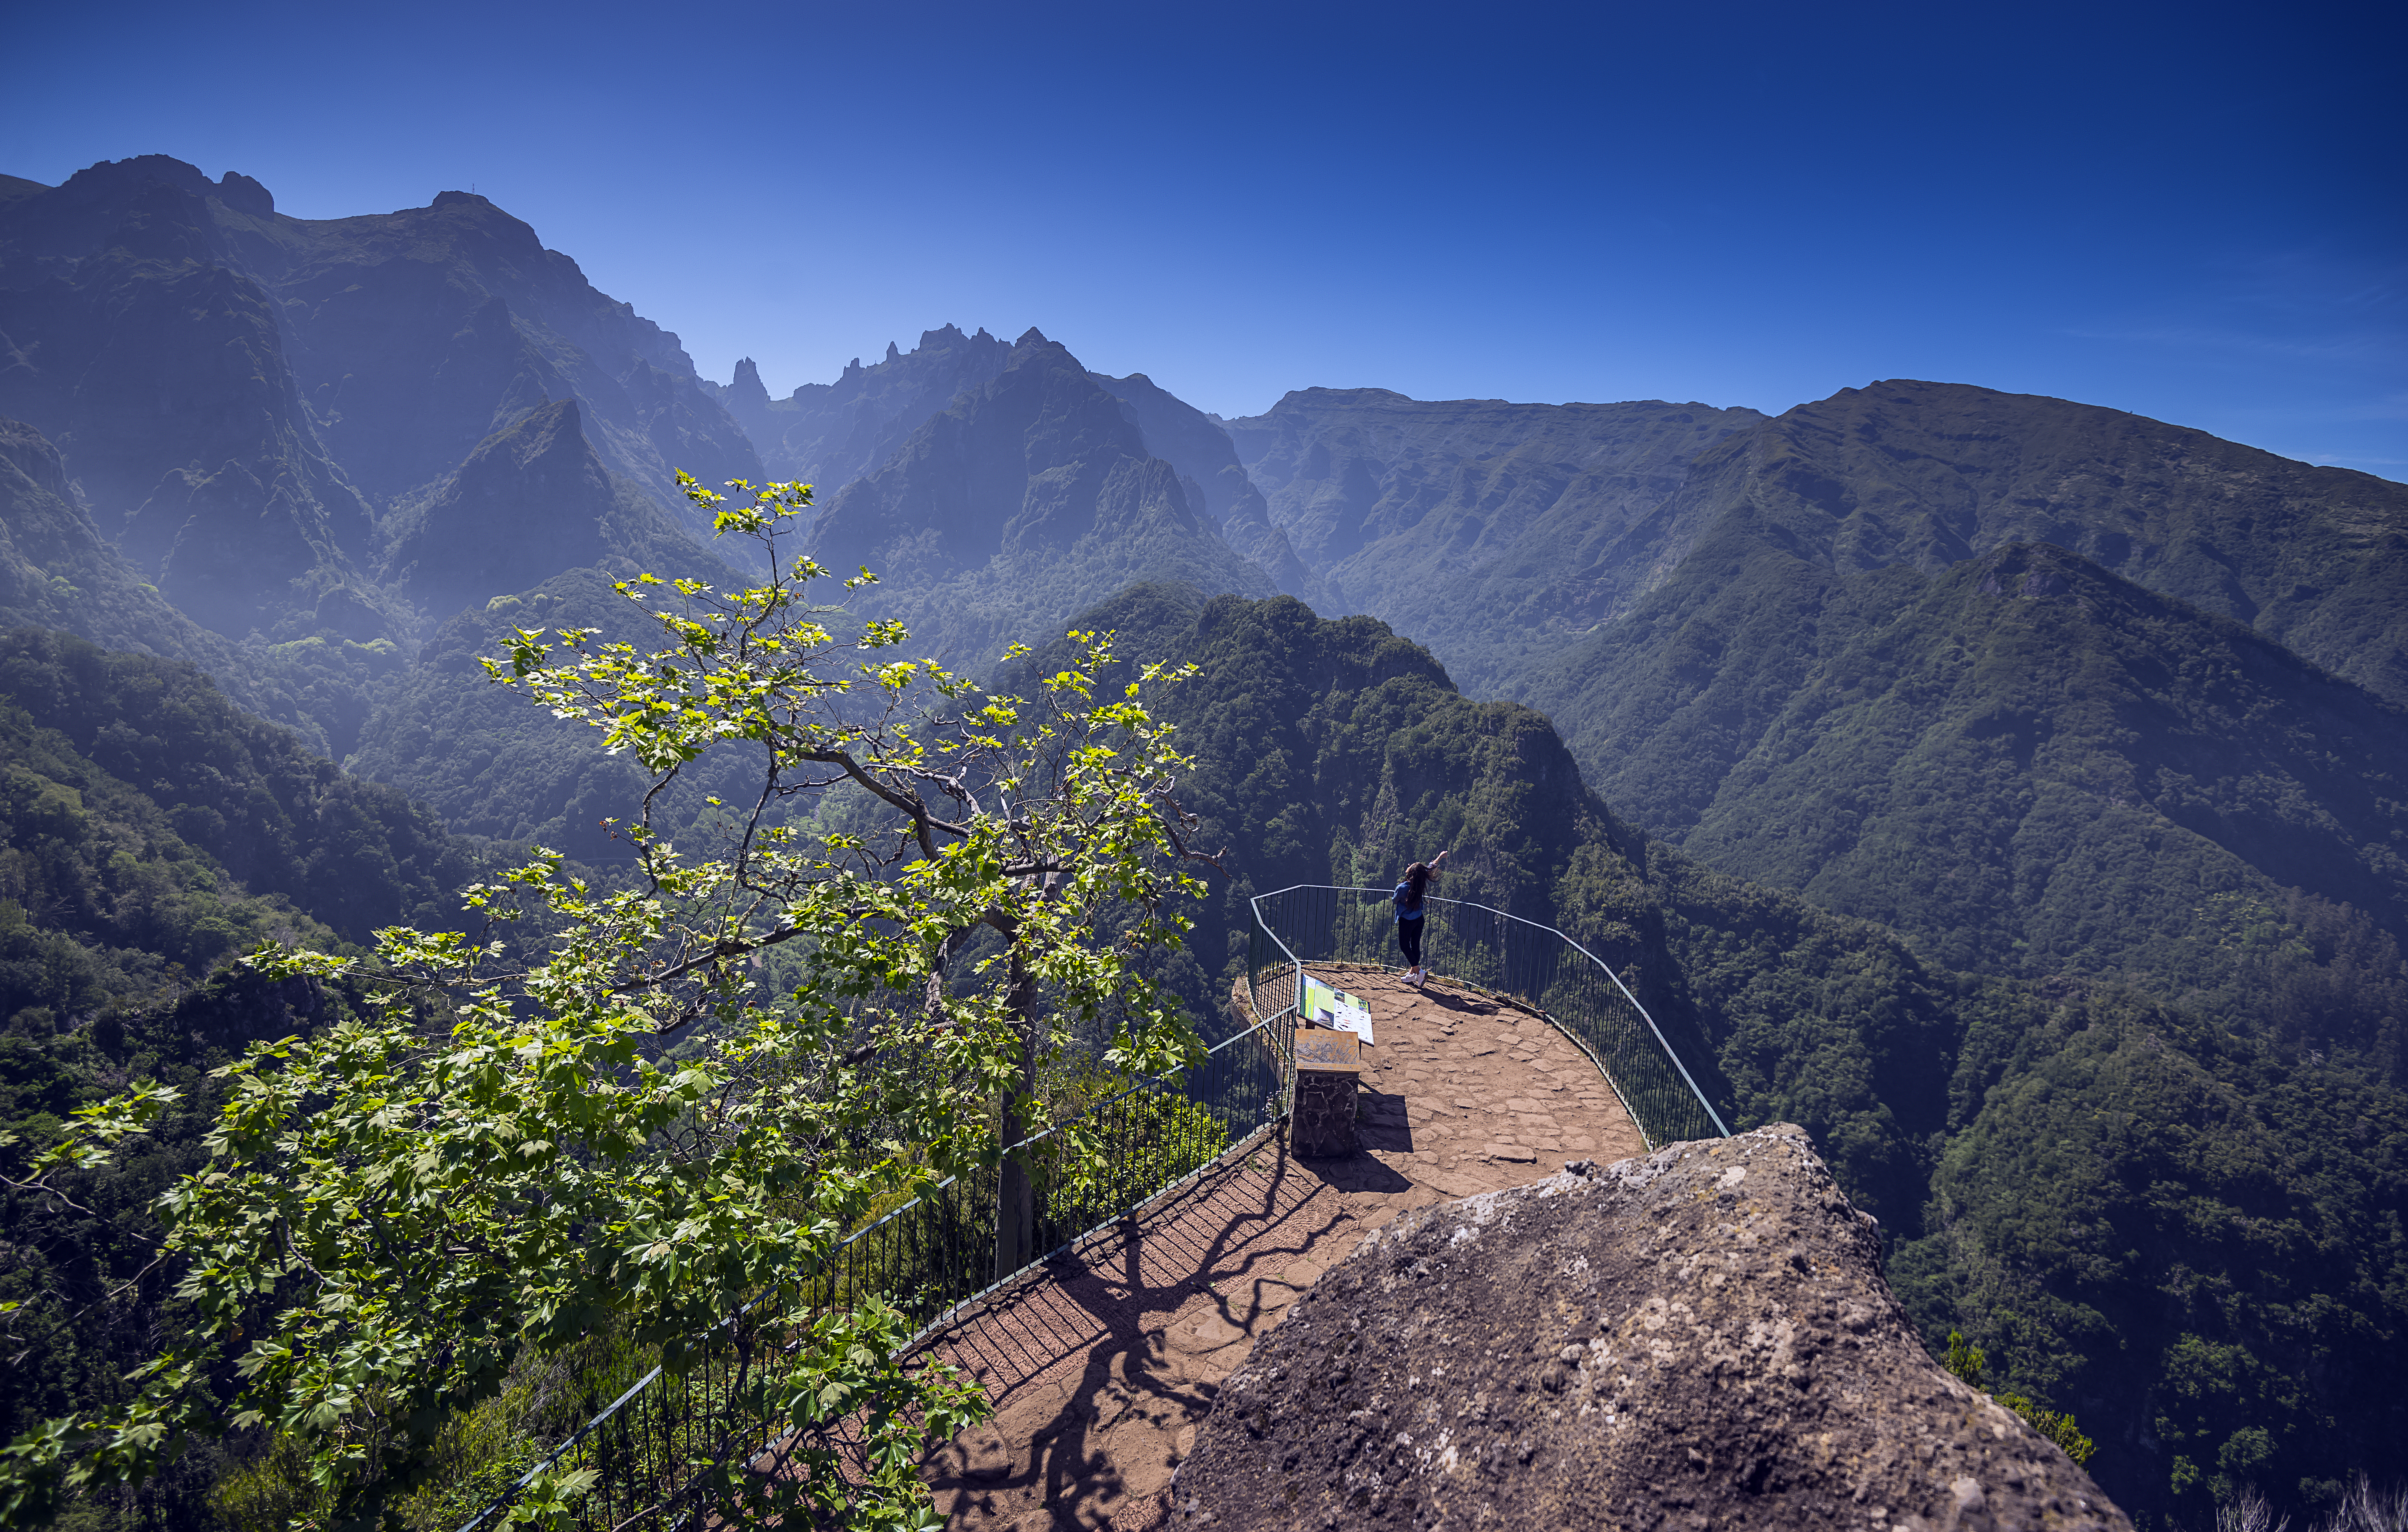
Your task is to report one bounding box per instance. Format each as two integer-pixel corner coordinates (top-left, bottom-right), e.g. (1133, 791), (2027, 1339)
(1170, 1125), (2128, 1532)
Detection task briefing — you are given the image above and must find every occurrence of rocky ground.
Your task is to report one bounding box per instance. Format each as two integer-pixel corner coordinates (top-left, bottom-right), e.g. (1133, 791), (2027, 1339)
(1166, 1124), (2129, 1532)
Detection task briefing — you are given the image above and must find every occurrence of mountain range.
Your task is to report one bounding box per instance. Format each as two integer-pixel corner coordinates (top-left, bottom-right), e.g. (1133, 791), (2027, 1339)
(4, 155), (2406, 1529)
(0, 156), (760, 648)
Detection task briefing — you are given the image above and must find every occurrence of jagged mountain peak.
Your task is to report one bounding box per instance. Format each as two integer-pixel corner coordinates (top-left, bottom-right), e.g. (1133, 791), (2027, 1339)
(375, 398), (734, 624)
(46, 156), (276, 220)
(748, 321), (1016, 489)
(58, 154), (212, 203)
(804, 331), (1276, 663)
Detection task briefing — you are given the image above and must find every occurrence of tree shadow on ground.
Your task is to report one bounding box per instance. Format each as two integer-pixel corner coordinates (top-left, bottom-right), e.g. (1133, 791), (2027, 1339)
(929, 1141), (1371, 1529)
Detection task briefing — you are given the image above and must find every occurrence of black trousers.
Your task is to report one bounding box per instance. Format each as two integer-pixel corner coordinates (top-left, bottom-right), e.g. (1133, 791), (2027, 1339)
(1397, 917), (1423, 968)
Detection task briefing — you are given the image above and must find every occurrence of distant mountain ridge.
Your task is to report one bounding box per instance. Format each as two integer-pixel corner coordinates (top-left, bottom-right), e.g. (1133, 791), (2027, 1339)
(1222, 388), (1770, 690)
(1525, 527), (2408, 991)
(0, 155), (760, 646)
(805, 331), (1281, 664)
(727, 323), (1012, 502)
(1606, 380), (2408, 706)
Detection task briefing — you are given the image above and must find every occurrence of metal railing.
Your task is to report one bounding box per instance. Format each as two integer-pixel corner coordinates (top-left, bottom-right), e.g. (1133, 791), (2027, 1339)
(457, 1007), (1296, 1530)
(1248, 883), (1729, 1149)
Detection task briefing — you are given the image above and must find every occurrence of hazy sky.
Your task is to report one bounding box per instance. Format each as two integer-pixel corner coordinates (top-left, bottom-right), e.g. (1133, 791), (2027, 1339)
(9, 0), (2402, 479)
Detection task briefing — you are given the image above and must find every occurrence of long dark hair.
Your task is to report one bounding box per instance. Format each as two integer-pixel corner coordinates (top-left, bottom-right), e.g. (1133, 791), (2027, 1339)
(1402, 861), (1436, 906)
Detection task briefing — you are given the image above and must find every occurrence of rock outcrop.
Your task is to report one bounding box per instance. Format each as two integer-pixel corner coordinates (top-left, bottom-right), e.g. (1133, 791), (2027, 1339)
(1169, 1124), (2128, 1531)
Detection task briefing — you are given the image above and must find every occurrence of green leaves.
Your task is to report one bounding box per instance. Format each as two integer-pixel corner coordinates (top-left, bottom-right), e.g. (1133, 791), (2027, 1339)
(0, 487), (1212, 1528)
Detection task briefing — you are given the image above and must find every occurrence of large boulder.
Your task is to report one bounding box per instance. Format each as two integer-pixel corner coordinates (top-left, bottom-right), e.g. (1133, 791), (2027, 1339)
(1168, 1124), (2128, 1531)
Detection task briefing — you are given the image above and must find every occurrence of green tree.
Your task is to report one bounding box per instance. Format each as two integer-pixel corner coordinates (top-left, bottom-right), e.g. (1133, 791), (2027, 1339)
(1942, 1329), (2098, 1470)
(0, 479), (1213, 1530)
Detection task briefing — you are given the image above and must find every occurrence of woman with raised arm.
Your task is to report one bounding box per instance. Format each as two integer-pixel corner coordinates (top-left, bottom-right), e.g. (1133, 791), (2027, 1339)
(1392, 849), (1449, 987)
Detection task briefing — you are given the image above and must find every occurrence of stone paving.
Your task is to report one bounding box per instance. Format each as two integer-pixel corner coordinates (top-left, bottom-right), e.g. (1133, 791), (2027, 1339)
(923, 969), (1647, 1530)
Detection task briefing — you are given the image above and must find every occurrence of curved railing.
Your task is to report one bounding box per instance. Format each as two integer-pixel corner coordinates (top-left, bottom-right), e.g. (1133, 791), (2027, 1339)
(1248, 883), (1729, 1149)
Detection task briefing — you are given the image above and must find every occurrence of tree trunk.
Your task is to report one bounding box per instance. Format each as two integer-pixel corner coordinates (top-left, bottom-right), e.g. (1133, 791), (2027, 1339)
(994, 932), (1038, 1282)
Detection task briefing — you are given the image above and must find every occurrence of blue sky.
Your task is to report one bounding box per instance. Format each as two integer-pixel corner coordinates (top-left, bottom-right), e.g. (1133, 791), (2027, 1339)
(9, 0), (2402, 478)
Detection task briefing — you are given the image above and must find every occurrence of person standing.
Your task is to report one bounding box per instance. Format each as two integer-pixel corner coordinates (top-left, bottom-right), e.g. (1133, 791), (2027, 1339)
(1393, 850), (1449, 986)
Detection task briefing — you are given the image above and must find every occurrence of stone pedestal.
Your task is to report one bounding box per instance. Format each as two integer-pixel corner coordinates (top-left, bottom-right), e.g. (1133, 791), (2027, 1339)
(1293, 1072), (1358, 1156)
(1292, 1026), (1363, 1156)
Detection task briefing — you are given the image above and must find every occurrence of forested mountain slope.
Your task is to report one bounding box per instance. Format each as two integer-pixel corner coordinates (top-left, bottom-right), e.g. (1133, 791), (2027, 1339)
(345, 566), (765, 862)
(1220, 388), (1767, 690)
(1629, 380), (2408, 707)
(0, 631), (493, 943)
(0, 634), (520, 1532)
(337, 392), (748, 831)
(0, 417), (404, 756)
(805, 332), (1280, 664)
(0, 156), (760, 644)
(998, 582), (2408, 1525)
(1513, 513), (2408, 1058)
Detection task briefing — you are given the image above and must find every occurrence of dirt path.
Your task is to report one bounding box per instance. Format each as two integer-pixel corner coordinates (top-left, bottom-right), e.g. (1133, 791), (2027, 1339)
(924, 970), (1647, 1530)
